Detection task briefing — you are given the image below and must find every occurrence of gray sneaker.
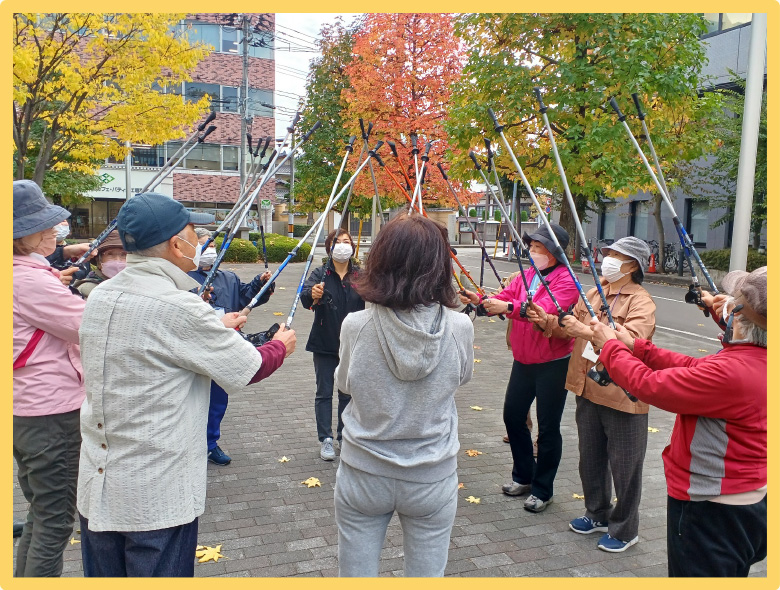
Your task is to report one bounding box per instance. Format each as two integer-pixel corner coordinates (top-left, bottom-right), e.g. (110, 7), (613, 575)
(524, 494), (553, 513)
(320, 438), (336, 461)
(502, 482), (532, 496)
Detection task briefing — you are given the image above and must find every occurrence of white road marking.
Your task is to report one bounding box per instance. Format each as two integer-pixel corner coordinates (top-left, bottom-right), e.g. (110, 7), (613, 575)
(655, 325), (720, 343)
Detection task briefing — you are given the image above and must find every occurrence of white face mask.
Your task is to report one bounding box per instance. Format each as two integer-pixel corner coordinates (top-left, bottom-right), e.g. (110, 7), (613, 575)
(55, 224), (70, 242)
(529, 251), (551, 271)
(332, 242), (353, 263)
(176, 236), (201, 270)
(601, 256), (628, 283)
(199, 247), (218, 268)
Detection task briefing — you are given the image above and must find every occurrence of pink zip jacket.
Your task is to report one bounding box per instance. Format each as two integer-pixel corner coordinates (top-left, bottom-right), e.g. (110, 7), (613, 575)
(13, 255), (85, 416)
(491, 264), (579, 365)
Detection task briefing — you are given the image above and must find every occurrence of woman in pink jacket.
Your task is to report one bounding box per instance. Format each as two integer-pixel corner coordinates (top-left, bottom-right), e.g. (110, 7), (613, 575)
(460, 224), (579, 513)
(13, 180), (85, 577)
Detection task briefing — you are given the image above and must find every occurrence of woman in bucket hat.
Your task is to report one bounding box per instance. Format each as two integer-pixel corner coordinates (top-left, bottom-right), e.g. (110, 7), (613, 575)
(590, 267), (767, 576)
(12, 180), (86, 576)
(459, 223), (579, 513)
(531, 236), (656, 552)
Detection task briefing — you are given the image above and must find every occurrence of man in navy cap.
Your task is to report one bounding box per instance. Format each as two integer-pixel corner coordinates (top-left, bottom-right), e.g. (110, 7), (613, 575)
(76, 193), (296, 577)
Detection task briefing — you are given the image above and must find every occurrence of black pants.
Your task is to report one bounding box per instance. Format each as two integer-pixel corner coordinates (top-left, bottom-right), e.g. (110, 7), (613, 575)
(313, 353), (350, 442)
(503, 357), (569, 502)
(13, 410), (81, 577)
(80, 514), (199, 577)
(576, 396), (648, 541)
(667, 495), (767, 577)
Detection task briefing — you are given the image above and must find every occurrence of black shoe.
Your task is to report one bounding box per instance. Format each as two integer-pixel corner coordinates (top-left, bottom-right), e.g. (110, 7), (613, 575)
(13, 521), (24, 538)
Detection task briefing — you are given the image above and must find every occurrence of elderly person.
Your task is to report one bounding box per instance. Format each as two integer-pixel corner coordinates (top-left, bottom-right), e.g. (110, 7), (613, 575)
(300, 228), (365, 461)
(460, 224), (579, 513)
(45, 219), (94, 283)
(189, 227), (275, 466)
(73, 231), (127, 299)
(590, 267), (767, 577)
(77, 193), (296, 577)
(528, 236), (656, 552)
(13, 180), (86, 576)
(334, 214), (473, 576)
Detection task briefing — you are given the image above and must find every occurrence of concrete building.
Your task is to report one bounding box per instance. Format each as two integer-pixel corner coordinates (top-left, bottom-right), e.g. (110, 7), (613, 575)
(72, 14), (276, 239)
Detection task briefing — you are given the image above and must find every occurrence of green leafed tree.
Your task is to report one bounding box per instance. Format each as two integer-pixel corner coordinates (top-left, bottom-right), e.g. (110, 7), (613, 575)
(677, 75), (767, 249)
(13, 13), (211, 204)
(294, 17), (361, 219)
(446, 13), (722, 265)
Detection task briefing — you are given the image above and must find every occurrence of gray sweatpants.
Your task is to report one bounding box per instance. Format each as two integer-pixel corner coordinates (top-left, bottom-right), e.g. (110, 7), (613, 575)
(334, 461), (458, 577)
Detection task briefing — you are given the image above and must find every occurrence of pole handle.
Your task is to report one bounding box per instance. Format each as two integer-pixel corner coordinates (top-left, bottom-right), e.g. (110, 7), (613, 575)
(422, 141), (432, 160)
(346, 135), (357, 151)
(483, 136), (492, 155)
(372, 140), (384, 152)
(287, 111), (301, 133)
(199, 125), (217, 142)
(609, 97), (626, 122)
(487, 108), (503, 132)
(359, 118), (367, 139)
(420, 165), (427, 185)
(533, 87), (548, 113)
(246, 133), (253, 153)
(371, 152), (385, 167)
(631, 93), (646, 120)
(198, 110), (217, 131)
(411, 133), (418, 150)
(367, 121), (374, 137)
(469, 151), (482, 170)
(301, 120), (322, 143)
(253, 137), (263, 157)
(263, 150), (277, 170)
(259, 137), (271, 160)
(387, 140), (399, 157)
(437, 162), (448, 180)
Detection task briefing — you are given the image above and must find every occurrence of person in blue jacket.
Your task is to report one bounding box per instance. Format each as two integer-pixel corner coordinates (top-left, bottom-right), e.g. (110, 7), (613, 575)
(189, 227), (274, 465)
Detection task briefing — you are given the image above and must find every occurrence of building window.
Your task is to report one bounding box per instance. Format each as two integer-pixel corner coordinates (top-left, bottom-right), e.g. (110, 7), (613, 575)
(183, 21), (220, 50)
(247, 88), (274, 117)
(629, 200), (651, 241)
(132, 146), (165, 168)
(221, 86), (239, 113)
(185, 144), (222, 171)
(248, 32), (274, 60)
(701, 13), (752, 37)
(599, 202), (618, 242)
(685, 199), (708, 248)
(221, 27), (240, 54)
(223, 146), (239, 171)
(185, 82), (220, 111)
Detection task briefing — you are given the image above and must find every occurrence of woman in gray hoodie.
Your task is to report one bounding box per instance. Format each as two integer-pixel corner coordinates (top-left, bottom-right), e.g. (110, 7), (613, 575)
(334, 214), (474, 577)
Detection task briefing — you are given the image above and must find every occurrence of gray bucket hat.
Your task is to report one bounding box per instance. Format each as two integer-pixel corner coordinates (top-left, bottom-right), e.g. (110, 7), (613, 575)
(14, 180), (70, 239)
(601, 236), (651, 276)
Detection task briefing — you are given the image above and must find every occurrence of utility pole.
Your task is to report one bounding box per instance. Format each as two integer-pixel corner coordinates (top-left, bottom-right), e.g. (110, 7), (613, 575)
(730, 13), (767, 271)
(288, 136), (295, 237)
(239, 14), (250, 193)
(125, 140), (132, 199)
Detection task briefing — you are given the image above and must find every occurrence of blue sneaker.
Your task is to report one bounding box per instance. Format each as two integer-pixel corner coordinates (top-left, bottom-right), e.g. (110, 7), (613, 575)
(207, 445), (232, 465)
(569, 516), (609, 535)
(597, 533), (639, 553)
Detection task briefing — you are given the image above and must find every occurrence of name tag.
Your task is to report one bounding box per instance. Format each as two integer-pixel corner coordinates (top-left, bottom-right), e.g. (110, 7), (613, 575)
(582, 341), (600, 363)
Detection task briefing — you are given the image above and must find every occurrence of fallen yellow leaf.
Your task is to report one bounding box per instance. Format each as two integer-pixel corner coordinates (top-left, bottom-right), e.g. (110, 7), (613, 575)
(465, 449), (483, 457)
(465, 496), (481, 504)
(278, 287), (286, 290)
(698, 349), (708, 352)
(301, 477), (322, 488)
(474, 359), (482, 363)
(196, 544), (226, 563)
(69, 537), (80, 545)
(697, 323), (705, 327)
(648, 427), (660, 433)
(573, 493), (585, 499)
(458, 483), (465, 490)
(273, 312), (284, 316)
(470, 406), (483, 411)
(488, 319), (496, 323)
(473, 345), (481, 350)
(278, 456), (290, 463)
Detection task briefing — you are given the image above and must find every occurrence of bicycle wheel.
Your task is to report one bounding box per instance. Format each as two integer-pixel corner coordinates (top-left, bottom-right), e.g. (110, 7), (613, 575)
(664, 249), (678, 272)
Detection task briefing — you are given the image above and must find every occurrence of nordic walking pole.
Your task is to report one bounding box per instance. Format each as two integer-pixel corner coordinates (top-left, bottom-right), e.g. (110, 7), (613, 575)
(407, 133), (421, 214)
(624, 94), (719, 303)
(438, 163), (504, 287)
(359, 119), (382, 234)
(239, 143), (382, 317)
(286, 135), (357, 328)
(409, 142), (432, 215)
(70, 118), (218, 268)
(534, 88), (615, 328)
(386, 141), (414, 191)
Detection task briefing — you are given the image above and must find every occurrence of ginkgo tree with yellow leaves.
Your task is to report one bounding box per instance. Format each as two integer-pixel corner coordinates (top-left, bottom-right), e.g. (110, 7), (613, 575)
(13, 13), (212, 203)
(447, 13), (723, 263)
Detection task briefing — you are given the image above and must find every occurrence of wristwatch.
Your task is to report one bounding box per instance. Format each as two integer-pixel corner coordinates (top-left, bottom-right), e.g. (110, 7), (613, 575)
(506, 302), (514, 313)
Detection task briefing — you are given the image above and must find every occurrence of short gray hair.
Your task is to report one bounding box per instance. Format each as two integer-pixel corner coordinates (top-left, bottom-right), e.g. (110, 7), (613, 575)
(194, 227), (210, 240)
(134, 241), (170, 258)
(735, 313), (767, 348)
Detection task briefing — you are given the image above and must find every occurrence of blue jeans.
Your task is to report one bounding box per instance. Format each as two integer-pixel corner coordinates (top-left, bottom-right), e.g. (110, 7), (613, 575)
(79, 514), (198, 577)
(207, 381), (228, 451)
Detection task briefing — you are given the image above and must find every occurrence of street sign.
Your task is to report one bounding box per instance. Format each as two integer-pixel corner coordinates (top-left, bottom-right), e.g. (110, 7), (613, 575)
(260, 199), (272, 210)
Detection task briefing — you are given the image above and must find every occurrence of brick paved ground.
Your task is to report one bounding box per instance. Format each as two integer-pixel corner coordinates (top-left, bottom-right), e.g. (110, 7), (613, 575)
(13, 262), (767, 578)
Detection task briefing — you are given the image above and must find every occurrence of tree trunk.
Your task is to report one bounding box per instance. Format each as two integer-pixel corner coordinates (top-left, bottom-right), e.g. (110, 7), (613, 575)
(751, 218), (763, 249)
(651, 193), (666, 272)
(556, 198), (576, 263)
(14, 153), (26, 180)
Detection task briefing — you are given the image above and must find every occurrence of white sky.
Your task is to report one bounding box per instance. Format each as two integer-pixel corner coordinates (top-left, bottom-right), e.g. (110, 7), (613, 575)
(274, 14), (361, 138)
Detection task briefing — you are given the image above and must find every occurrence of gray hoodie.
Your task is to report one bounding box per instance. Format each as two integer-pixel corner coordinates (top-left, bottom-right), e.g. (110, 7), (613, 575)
(335, 304), (474, 483)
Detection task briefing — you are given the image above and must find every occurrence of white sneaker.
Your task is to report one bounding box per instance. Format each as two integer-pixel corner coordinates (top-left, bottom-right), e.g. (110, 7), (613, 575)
(320, 438), (336, 461)
(524, 494), (553, 513)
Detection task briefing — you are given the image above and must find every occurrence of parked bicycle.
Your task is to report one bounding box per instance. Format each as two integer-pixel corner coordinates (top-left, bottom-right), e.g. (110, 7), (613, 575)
(663, 242), (679, 273)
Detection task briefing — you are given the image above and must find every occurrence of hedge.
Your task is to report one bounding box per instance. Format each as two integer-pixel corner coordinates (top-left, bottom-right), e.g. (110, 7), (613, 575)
(261, 233), (312, 263)
(699, 248), (767, 272)
(213, 237), (259, 263)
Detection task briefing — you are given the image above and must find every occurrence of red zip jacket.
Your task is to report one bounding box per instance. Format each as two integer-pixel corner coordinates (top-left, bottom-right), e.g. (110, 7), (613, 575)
(600, 338), (767, 501)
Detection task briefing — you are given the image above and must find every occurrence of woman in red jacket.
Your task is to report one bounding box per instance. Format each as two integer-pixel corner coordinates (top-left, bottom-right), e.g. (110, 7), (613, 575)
(460, 224), (579, 513)
(590, 267), (767, 577)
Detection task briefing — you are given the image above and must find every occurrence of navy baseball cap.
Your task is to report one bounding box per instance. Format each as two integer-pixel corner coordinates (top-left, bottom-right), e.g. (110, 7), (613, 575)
(117, 193), (214, 251)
